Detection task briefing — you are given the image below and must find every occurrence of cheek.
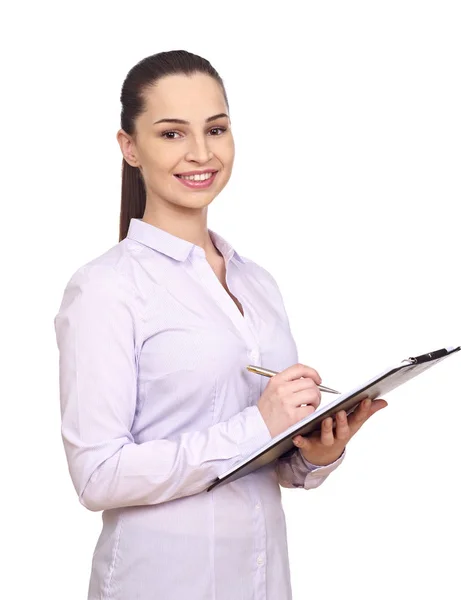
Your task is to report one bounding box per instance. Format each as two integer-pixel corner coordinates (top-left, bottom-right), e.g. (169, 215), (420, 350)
(218, 137), (235, 166)
(146, 146), (180, 174)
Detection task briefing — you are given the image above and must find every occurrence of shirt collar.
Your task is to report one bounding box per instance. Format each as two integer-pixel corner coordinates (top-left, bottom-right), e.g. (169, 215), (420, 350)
(126, 218), (245, 264)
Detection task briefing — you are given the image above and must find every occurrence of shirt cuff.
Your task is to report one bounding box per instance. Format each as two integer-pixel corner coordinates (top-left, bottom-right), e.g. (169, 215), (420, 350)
(300, 448), (346, 473)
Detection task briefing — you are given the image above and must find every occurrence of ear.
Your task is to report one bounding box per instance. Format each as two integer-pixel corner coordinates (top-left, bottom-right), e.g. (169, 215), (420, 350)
(116, 129), (140, 168)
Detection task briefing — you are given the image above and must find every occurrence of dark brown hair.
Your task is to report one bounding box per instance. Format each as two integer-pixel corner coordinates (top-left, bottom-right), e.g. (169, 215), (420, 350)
(118, 50), (229, 242)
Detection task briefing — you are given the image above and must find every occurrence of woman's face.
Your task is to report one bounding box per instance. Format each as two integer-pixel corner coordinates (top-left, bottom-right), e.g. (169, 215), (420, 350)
(122, 73), (235, 212)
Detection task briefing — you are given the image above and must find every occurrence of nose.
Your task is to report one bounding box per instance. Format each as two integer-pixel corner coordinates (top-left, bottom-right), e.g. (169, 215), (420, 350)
(185, 134), (213, 163)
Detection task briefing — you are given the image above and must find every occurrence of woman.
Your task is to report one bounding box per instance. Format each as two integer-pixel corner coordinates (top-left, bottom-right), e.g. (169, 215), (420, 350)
(54, 50), (387, 600)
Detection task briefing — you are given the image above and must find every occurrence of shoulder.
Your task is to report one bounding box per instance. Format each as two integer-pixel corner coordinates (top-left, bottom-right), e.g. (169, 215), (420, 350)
(57, 240), (143, 313)
(237, 254), (279, 285)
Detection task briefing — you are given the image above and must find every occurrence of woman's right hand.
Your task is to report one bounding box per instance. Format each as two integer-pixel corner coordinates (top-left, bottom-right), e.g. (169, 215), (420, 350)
(257, 363), (323, 438)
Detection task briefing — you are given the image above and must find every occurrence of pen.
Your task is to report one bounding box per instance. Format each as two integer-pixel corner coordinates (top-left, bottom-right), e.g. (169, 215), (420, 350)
(246, 365), (341, 394)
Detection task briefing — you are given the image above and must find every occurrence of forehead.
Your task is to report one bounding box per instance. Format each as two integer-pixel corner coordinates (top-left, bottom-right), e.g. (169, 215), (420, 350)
(144, 73), (227, 119)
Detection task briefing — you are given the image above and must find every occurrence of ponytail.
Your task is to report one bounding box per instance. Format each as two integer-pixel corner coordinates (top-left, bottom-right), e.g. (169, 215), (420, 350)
(119, 159), (146, 242)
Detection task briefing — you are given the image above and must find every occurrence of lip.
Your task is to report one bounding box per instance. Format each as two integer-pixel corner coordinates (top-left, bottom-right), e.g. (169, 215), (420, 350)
(174, 170), (218, 190)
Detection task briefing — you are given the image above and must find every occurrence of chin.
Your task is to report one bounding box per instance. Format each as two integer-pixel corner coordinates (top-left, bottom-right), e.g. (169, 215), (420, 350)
(178, 193), (217, 210)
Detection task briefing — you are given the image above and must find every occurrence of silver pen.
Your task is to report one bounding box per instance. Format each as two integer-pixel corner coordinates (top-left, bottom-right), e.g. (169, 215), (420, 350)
(246, 365), (341, 394)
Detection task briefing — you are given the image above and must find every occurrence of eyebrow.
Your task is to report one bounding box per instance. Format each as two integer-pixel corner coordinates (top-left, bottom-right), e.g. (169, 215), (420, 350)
(153, 113), (229, 126)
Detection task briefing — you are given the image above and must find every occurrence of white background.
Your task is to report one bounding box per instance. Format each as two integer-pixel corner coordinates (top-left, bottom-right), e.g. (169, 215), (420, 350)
(2, 1), (460, 599)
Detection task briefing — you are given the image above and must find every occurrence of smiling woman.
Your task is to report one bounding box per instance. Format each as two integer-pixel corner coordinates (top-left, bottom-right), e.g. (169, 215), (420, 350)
(116, 57), (235, 243)
(54, 49), (352, 600)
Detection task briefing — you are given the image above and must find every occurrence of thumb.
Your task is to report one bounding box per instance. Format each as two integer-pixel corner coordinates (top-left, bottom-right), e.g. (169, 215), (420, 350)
(292, 435), (312, 451)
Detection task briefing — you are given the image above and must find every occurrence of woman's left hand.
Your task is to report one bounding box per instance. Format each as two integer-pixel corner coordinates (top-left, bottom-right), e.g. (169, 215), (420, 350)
(292, 397), (388, 466)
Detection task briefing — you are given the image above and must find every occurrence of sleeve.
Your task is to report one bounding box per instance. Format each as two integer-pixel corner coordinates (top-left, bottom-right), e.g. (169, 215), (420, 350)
(54, 265), (272, 512)
(275, 448), (345, 489)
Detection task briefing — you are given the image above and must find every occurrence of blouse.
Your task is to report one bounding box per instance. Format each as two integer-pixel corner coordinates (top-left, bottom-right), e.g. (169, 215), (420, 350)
(54, 217), (344, 600)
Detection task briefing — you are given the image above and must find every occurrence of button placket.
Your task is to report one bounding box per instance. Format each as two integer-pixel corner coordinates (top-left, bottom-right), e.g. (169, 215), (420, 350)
(192, 253), (256, 350)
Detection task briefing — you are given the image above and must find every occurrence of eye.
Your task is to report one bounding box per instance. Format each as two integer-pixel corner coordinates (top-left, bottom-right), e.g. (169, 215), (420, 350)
(160, 127), (227, 140)
(161, 131), (181, 140)
(209, 127), (227, 135)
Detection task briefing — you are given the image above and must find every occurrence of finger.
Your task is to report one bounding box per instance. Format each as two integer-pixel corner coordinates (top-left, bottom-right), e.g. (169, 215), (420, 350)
(352, 398), (388, 424)
(297, 404), (317, 419)
(288, 377), (321, 395)
(334, 410), (350, 441)
(348, 398), (388, 437)
(293, 387), (321, 410)
(283, 377), (321, 409)
(320, 417), (335, 446)
(369, 399), (388, 416)
(278, 363), (322, 385)
(348, 398), (373, 434)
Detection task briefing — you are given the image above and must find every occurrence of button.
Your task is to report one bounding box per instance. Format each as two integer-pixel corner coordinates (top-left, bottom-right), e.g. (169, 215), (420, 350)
(256, 555), (264, 566)
(255, 503), (261, 510)
(248, 349), (259, 362)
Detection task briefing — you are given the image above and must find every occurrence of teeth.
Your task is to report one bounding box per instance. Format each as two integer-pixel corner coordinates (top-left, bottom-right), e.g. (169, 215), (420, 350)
(178, 172), (214, 181)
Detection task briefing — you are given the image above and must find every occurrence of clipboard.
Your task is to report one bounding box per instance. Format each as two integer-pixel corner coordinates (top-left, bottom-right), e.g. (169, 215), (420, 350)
(206, 345), (460, 492)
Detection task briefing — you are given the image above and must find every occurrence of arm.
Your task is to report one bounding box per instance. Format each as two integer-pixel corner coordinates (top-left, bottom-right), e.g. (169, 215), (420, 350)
(54, 265), (272, 512)
(259, 268), (346, 488)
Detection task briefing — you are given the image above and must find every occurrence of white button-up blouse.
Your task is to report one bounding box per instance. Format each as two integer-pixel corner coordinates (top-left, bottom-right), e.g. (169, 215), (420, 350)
(54, 218), (343, 600)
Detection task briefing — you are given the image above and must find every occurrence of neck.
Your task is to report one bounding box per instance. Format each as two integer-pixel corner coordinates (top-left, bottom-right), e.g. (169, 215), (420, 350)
(141, 203), (220, 258)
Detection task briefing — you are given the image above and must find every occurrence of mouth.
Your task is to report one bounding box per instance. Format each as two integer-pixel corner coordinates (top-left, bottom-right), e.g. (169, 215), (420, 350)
(174, 170), (218, 189)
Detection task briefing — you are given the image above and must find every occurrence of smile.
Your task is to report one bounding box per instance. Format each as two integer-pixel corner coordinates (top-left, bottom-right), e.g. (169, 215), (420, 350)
(174, 171), (218, 189)
(177, 172), (215, 181)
